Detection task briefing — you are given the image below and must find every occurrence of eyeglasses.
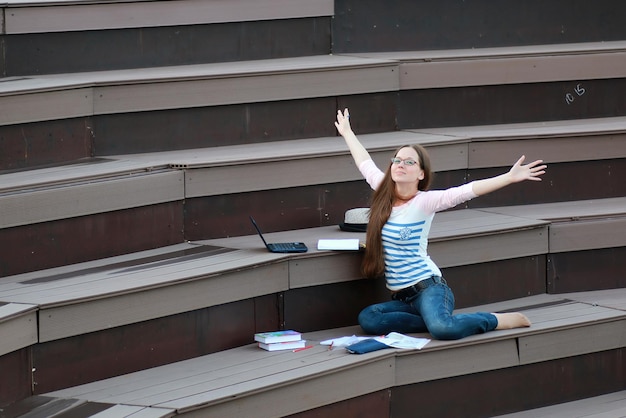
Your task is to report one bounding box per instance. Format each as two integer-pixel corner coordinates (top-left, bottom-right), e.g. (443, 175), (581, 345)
(391, 157), (418, 167)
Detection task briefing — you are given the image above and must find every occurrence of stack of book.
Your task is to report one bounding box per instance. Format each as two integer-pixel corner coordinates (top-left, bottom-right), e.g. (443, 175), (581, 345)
(254, 330), (306, 351)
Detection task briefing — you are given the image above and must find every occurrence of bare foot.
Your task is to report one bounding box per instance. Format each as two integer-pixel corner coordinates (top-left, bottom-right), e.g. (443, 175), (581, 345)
(494, 312), (531, 330)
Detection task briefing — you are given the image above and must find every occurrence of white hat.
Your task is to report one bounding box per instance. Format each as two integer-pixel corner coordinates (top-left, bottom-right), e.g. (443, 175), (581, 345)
(339, 208), (369, 232)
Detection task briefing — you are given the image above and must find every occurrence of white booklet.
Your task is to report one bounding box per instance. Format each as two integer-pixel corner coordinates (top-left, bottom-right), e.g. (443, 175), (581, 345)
(317, 239), (360, 251)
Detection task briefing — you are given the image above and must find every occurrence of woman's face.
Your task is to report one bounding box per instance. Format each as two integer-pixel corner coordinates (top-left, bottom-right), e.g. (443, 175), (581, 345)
(391, 147), (425, 187)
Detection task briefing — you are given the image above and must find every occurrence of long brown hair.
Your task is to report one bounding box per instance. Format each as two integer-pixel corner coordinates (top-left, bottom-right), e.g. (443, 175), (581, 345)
(362, 145), (433, 278)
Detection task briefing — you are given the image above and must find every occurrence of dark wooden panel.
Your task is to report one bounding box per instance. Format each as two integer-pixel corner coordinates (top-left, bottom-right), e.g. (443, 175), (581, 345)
(0, 202), (184, 277)
(282, 256), (545, 334)
(0, 348), (32, 408)
(548, 248), (626, 294)
(442, 255), (547, 309)
(391, 348), (626, 417)
(284, 279), (388, 333)
(286, 390), (390, 418)
(0, 117), (94, 172)
(184, 170), (467, 241)
(336, 93), (398, 135)
(94, 92), (397, 155)
(254, 293), (283, 333)
(4, 18), (331, 76)
(31, 296), (276, 393)
(94, 98), (335, 155)
(398, 78), (626, 129)
(467, 159), (626, 208)
(333, 0), (626, 52)
(184, 181), (372, 240)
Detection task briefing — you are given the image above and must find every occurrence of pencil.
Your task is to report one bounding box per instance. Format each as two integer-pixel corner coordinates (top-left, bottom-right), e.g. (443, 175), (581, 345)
(293, 345), (313, 352)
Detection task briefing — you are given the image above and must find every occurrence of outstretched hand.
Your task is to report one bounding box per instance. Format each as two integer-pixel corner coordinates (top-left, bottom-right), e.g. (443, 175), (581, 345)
(509, 155), (547, 183)
(334, 108), (352, 136)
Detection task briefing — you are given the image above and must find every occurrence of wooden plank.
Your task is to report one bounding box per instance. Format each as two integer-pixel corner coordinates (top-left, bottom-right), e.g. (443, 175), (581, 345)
(1, 170), (184, 229)
(0, 242), (194, 282)
(37, 291), (626, 416)
(93, 63), (398, 115)
(430, 209), (549, 240)
(185, 154), (363, 197)
(182, 133), (467, 197)
(157, 356), (396, 417)
(0, 249), (280, 301)
(550, 217), (626, 253)
(562, 288), (626, 311)
(414, 116), (626, 141)
(395, 339), (519, 385)
(0, 303), (38, 356)
(47, 343), (395, 415)
(0, 55), (397, 124)
(0, 87), (92, 125)
(4, 0), (334, 34)
(430, 226), (549, 268)
(480, 197), (626, 222)
(167, 130), (468, 168)
(37, 261), (288, 341)
(289, 253), (362, 288)
(90, 404), (175, 418)
(349, 41), (626, 61)
(176, 362), (393, 417)
(468, 134), (626, 168)
(0, 158), (169, 192)
(398, 51), (626, 89)
(519, 319), (626, 365)
(494, 390), (626, 417)
(45, 342), (315, 400)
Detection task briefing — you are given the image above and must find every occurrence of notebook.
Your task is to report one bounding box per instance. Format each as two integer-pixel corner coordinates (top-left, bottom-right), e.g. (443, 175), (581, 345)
(249, 216), (308, 253)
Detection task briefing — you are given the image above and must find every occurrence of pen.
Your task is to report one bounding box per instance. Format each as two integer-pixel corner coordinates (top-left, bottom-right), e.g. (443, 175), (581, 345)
(293, 345), (313, 352)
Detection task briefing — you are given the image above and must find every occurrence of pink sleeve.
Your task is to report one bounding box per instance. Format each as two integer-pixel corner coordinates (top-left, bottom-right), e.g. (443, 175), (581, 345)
(358, 159), (385, 190)
(416, 182), (478, 213)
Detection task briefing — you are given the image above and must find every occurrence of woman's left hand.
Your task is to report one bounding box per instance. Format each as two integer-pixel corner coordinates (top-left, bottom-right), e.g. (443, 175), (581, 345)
(509, 155), (547, 183)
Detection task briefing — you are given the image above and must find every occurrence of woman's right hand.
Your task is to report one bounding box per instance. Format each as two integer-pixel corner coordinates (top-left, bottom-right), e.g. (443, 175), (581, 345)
(334, 108), (352, 137)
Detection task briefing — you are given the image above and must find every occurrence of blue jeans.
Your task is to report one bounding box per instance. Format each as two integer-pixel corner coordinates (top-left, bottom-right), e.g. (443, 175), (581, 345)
(358, 278), (498, 340)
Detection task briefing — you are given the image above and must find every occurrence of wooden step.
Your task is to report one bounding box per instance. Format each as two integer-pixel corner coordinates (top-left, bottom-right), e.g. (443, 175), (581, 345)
(332, 0), (626, 52)
(1, 42), (624, 163)
(1, 0), (333, 75)
(2, 117), (626, 277)
(494, 389), (626, 417)
(1, 197), (625, 396)
(30, 290), (626, 418)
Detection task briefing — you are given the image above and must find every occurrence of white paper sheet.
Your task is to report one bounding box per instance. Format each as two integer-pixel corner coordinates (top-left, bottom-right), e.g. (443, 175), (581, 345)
(317, 239), (360, 250)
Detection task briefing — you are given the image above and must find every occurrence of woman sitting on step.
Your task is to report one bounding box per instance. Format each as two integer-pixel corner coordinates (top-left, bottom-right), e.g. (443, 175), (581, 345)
(334, 108), (547, 340)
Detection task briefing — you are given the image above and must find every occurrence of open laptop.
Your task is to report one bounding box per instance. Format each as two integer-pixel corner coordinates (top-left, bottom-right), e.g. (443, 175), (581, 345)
(249, 216), (308, 253)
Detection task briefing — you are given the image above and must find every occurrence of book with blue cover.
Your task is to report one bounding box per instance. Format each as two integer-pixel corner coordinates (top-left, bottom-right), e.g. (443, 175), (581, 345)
(254, 330), (302, 344)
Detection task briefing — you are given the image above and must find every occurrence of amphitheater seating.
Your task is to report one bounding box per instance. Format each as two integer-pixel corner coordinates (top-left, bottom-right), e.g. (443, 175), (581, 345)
(1, 0), (625, 415)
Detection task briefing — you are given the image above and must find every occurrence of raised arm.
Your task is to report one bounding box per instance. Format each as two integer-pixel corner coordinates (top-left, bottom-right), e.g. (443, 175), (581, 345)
(335, 108), (371, 167)
(472, 155), (547, 196)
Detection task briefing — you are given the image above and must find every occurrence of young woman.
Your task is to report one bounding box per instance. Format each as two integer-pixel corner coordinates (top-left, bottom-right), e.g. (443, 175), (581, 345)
(335, 108), (547, 340)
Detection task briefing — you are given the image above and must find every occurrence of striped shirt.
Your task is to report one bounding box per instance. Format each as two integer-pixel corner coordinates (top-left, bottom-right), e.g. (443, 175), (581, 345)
(359, 159), (477, 291)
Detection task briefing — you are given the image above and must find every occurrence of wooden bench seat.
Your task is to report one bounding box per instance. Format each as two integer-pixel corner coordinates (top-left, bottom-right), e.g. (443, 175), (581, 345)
(0, 208), (549, 342)
(0, 54), (398, 126)
(494, 390), (626, 417)
(2, 116), (624, 230)
(1, 41), (624, 126)
(350, 41), (626, 90)
(34, 289), (626, 418)
(0, 160), (183, 229)
(2, 0), (333, 34)
(0, 198), (623, 406)
(483, 197), (626, 253)
(0, 302), (37, 357)
(1, 196), (623, 348)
